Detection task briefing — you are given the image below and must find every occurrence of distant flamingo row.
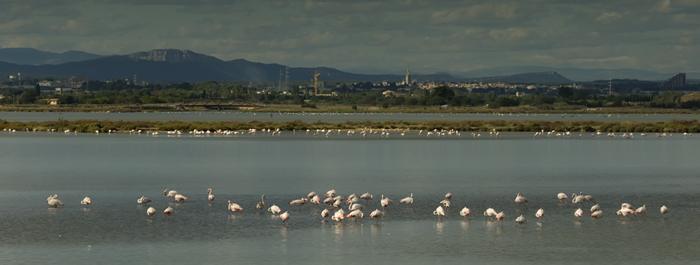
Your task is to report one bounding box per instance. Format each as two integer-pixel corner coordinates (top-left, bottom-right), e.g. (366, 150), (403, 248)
(46, 190), (670, 226)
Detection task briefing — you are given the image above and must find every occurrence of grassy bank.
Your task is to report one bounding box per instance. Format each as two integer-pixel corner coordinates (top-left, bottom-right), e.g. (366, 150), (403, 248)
(2, 119), (699, 134)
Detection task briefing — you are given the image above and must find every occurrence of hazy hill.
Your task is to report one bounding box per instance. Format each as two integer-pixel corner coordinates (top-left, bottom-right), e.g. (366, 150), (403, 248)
(456, 66), (699, 82)
(0, 48), (104, 65)
(0, 49), (613, 83)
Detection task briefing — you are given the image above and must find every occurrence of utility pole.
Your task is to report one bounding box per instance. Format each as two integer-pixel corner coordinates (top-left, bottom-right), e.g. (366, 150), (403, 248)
(285, 66), (289, 92)
(608, 78), (612, 95)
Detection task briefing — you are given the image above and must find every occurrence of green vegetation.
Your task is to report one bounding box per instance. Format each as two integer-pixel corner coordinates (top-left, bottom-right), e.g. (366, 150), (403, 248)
(2, 119), (699, 133)
(2, 80), (700, 112)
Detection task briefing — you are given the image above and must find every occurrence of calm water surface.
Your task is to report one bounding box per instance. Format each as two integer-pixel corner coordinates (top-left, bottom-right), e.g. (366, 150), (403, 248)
(1, 132), (699, 264)
(1, 111), (699, 123)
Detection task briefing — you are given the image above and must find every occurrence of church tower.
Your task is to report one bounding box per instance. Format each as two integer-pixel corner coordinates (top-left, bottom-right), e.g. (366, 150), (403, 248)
(404, 67), (411, 85)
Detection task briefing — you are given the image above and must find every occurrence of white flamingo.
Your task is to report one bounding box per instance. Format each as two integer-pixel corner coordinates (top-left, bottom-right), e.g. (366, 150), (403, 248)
(228, 201), (243, 212)
(660, 205), (669, 216)
(307, 191), (317, 198)
(399, 193), (413, 207)
(590, 210), (603, 221)
(360, 192), (373, 203)
(163, 206), (176, 217)
(174, 193), (188, 202)
(280, 211), (290, 225)
(369, 209), (384, 223)
(321, 209), (330, 219)
(380, 195), (392, 209)
(484, 208), (497, 221)
(535, 208), (544, 222)
(433, 206), (445, 221)
(164, 189), (178, 200)
(445, 192), (452, 200)
(331, 209), (346, 222)
(557, 193), (568, 204)
(515, 193), (529, 208)
(574, 208), (584, 221)
(257, 195), (266, 210)
(147, 207), (156, 216)
(47, 194), (63, 207)
(515, 215), (527, 226)
(81, 196), (91, 205)
(268, 204), (281, 214)
(137, 196), (151, 205)
(325, 189), (336, 197)
(346, 209), (364, 223)
(459, 207), (471, 220)
(590, 204), (600, 212)
(207, 188), (215, 201)
(635, 204), (647, 215)
(495, 211), (505, 226)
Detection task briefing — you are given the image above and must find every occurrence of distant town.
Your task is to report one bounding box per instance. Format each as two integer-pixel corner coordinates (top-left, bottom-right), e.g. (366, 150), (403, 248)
(1, 70), (698, 110)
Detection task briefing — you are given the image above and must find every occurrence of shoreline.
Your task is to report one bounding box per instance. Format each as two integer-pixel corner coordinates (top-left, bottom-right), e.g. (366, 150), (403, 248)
(2, 118), (698, 134)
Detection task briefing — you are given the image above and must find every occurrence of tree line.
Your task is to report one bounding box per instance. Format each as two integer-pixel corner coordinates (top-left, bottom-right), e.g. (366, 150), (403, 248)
(1, 80), (699, 110)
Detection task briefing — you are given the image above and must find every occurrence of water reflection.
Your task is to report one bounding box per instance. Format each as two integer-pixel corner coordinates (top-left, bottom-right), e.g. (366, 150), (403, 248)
(435, 221), (445, 235)
(81, 207), (91, 213)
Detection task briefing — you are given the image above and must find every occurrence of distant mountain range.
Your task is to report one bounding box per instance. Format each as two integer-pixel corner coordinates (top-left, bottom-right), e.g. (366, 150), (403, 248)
(0, 48), (693, 83)
(0, 48), (104, 65)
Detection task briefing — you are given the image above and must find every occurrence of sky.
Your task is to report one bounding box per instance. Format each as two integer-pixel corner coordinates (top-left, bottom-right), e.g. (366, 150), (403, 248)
(1, 0), (699, 75)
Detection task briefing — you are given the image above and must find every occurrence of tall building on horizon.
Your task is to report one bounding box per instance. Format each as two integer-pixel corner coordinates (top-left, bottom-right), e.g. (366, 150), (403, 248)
(660, 73), (686, 90)
(404, 67), (411, 86)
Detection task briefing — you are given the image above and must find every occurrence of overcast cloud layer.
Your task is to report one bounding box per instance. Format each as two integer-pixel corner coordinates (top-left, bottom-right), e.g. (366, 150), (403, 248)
(1, 0), (698, 74)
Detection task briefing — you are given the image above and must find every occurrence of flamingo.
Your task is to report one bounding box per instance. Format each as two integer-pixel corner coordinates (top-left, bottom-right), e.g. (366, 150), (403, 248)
(81, 196), (91, 205)
(325, 189), (336, 197)
(346, 193), (358, 204)
(207, 188), (215, 201)
(163, 206), (176, 216)
(268, 204), (281, 214)
(590, 204), (601, 212)
(574, 208), (583, 221)
(440, 199), (451, 208)
(306, 191), (317, 198)
(174, 193), (188, 202)
(515, 193), (529, 208)
(333, 200), (342, 208)
(459, 207), (471, 220)
(346, 209), (364, 223)
(380, 195), (392, 209)
(660, 205), (669, 216)
(484, 208), (497, 221)
(146, 207), (156, 216)
(331, 209), (346, 222)
(349, 203), (364, 211)
(360, 192), (373, 203)
(495, 211), (505, 226)
(280, 211), (290, 225)
(369, 209), (384, 223)
(535, 208), (544, 222)
(635, 204), (647, 215)
(321, 209), (330, 219)
(621, 203), (635, 211)
(571, 193), (585, 207)
(137, 196), (151, 205)
(310, 195), (321, 205)
(590, 210), (603, 221)
(47, 194), (63, 208)
(228, 201), (243, 212)
(257, 195), (266, 210)
(616, 207), (634, 221)
(557, 193), (568, 204)
(399, 193), (413, 207)
(164, 189), (178, 200)
(323, 197), (334, 205)
(445, 192), (452, 200)
(515, 215), (527, 226)
(289, 198), (307, 209)
(433, 206), (445, 221)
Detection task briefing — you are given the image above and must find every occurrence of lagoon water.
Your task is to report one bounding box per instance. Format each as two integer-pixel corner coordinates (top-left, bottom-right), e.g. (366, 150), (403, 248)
(2, 111), (700, 123)
(2, 131), (700, 264)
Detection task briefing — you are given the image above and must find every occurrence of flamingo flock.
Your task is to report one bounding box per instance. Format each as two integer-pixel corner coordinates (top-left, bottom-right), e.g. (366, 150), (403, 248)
(43, 189), (673, 227)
